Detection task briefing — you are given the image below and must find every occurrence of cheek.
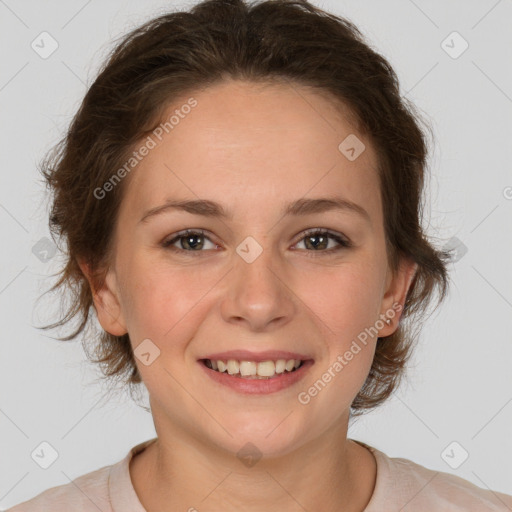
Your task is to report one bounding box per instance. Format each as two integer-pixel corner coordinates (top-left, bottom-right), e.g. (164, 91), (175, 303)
(119, 261), (214, 349)
(300, 261), (383, 344)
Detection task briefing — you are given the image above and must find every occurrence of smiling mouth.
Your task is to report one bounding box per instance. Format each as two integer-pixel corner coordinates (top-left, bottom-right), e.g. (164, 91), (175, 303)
(201, 358), (304, 379)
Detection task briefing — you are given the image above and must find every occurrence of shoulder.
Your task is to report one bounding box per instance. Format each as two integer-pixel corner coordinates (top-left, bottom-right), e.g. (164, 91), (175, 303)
(6, 464), (113, 512)
(386, 455), (512, 511)
(357, 441), (512, 511)
(5, 438), (156, 512)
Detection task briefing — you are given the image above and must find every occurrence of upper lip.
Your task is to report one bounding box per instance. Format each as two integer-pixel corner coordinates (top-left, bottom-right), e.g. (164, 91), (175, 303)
(201, 350), (312, 363)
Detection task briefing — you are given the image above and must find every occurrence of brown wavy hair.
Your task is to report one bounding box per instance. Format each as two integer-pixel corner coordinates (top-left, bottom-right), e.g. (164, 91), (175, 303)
(38, 0), (452, 415)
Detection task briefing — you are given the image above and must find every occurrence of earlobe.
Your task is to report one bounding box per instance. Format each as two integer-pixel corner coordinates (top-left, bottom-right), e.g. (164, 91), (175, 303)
(77, 259), (128, 336)
(379, 258), (418, 335)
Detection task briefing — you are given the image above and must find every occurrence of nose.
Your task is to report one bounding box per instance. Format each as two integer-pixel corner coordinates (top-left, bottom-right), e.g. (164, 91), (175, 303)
(219, 240), (296, 332)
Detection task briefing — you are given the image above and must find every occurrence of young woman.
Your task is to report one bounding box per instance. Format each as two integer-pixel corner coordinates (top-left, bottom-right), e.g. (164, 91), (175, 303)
(8, 0), (512, 510)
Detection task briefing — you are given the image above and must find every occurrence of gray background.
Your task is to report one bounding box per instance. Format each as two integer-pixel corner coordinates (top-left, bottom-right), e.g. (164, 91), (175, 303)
(1, 0), (511, 508)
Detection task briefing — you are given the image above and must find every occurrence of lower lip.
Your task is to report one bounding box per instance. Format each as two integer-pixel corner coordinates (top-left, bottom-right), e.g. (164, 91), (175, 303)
(198, 360), (314, 394)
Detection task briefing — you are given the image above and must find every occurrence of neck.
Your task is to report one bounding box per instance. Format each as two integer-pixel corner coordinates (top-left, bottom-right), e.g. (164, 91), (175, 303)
(130, 419), (377, 512)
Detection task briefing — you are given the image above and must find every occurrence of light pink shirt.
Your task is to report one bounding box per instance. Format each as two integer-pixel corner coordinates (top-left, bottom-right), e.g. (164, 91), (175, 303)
(7, 438), (512, 511)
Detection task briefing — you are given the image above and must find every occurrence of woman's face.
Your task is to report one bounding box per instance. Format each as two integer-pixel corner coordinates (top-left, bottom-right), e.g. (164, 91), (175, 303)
(89, 79), (416, 458)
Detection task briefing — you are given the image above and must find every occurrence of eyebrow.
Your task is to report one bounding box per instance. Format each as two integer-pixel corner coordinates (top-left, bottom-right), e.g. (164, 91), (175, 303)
(139, 196), (371, 224)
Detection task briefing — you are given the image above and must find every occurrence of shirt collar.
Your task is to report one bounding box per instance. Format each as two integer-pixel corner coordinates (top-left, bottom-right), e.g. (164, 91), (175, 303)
(108, 437), (157, 512)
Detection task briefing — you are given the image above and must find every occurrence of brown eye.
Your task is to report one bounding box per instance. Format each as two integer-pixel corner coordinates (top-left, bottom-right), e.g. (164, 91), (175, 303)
(293, 229), (352, 254)
(162, 229), (218, 253)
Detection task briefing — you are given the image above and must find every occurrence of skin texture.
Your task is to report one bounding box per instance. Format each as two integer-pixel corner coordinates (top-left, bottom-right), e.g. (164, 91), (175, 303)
(80, 79), (417, 511)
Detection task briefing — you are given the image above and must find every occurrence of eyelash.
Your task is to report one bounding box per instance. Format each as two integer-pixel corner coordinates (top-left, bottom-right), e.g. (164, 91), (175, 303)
(161, 228), (352, 257)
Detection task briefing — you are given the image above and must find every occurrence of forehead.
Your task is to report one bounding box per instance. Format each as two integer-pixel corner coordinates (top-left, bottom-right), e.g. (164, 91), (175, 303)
(119, 79), (382, 225)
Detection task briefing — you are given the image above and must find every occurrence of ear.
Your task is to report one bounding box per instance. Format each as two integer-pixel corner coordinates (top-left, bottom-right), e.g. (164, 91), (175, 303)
(378, 256), (418, 336)
(77, 259), (128, 336)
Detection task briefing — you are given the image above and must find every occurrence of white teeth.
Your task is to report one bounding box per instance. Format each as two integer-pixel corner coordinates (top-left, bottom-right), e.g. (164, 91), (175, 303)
(227, 359), (239, 375)
(275, 359), (286, 374)
(239, 361), (257, 376)
(257, 361), (275, 377)
(207, 358), (303, 378)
